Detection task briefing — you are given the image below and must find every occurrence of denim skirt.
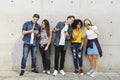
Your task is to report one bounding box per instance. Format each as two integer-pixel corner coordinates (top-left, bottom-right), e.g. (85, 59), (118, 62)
(87, 42), (99, 55)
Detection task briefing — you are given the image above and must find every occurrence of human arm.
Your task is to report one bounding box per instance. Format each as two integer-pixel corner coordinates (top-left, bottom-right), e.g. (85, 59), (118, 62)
(88, 26), (100, 35)
(44, 31), (52, 51)
(53, 22), (60, 33)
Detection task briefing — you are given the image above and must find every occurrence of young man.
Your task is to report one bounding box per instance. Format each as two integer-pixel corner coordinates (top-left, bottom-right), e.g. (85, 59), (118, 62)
(20, 14), (40, 76)
(53, 16), (75, 76)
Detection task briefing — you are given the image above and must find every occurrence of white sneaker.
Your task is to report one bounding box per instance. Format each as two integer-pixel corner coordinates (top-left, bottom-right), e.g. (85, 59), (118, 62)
(43, 70), (46, 73)
(60, 70), (66, 76)
(90, 72), (97, 77)
(46, 70), (50, 75)
(80, 73), (84, 75)
(87, 70), (93, 75)
(53, 70), (58, 76)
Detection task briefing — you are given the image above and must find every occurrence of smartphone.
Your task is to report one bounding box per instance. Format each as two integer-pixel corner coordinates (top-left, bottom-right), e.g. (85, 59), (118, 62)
(33, 27), (37, 30)
(77, 48), (81, 52)
(64, 31), (67, 33)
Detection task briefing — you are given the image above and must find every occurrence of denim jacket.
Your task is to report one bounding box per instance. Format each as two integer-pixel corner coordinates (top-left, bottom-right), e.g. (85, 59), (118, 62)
(53, 21), (72, 50)
(22, 21), (40, 46)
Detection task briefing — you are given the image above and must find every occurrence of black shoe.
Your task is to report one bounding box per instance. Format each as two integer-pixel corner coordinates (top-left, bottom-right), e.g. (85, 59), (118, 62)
(32, 69), (39, 73)
(20, 70), (25, 76)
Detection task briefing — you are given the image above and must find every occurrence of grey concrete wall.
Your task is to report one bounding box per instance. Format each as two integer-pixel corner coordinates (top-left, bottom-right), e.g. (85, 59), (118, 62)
(0, 0), (120, 72)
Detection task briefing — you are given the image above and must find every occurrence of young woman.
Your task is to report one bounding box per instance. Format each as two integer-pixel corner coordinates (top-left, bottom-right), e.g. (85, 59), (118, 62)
(84, 18), (102, 77)
(39, 19), (52, 75)
(71, 19), (84, 75)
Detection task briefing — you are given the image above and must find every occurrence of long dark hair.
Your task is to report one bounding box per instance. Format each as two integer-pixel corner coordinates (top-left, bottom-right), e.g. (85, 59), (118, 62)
(42, 19), (50, 37)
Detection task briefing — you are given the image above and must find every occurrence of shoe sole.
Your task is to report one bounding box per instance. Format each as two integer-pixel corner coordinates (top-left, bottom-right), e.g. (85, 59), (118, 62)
(60, 72), (66, 76)
(80, 73), (84, 75)
(89, 74), (96, 77)
(72, 73), (78, 75)
(53, 73), (57, 76)
(90, 75), (95, 77)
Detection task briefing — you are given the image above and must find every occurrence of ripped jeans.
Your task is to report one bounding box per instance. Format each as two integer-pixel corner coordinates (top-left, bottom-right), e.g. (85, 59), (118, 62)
(71, 43), (83, 69)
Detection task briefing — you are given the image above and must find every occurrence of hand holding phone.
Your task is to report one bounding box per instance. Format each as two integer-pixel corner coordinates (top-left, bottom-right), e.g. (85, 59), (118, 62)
(54, 27), (59, 32)
(64, 31), (69, 37)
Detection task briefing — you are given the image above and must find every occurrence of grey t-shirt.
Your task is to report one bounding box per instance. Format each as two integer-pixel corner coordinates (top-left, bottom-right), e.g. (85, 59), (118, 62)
(39, 29), (48, 46)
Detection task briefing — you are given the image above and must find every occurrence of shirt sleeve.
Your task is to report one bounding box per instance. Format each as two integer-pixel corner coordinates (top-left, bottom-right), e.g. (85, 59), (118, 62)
(55, 22), (61, 28)
(22, 22), (28, 31)
(52, 22), (61, 31)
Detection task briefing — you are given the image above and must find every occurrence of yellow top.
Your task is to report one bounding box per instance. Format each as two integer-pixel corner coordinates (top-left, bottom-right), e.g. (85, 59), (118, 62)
(71, 29), (84, 43)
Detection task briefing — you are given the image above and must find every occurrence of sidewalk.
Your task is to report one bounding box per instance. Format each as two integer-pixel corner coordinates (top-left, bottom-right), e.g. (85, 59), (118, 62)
(0, 71), (120, 80)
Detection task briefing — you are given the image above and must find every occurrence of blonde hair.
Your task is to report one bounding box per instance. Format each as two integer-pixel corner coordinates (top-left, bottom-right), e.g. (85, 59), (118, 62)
(83, 18), (93, 27)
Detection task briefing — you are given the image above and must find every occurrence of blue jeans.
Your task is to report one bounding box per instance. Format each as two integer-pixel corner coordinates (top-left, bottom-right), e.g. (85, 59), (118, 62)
(71, 43), (83, 69)
(21, 43), (37, 69)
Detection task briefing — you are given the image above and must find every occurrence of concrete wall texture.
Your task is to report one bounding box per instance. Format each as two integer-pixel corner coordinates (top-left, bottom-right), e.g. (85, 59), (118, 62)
(0, 0), (120, 72)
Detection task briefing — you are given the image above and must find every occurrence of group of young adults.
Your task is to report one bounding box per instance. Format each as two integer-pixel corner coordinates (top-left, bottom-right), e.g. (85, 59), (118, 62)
(20, 14), (102, 77)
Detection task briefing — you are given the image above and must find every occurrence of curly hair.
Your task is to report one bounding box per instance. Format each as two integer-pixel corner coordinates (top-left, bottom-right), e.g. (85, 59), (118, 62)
(72, 19), (83, 29)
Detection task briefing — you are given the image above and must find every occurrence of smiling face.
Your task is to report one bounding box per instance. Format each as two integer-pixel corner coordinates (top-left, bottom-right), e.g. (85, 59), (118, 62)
(72, 19), (83, 29)
(41, 21), (46, 29)
(84, 19), (93, 29)
(76, 22), (81, 29)
(67, 17), (75, 25)
(84, 20), (91, 26)
(32, 17), (39, 24)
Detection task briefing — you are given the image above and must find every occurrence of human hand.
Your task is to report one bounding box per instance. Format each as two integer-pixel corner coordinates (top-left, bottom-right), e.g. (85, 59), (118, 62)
(41, 35), (46, 39)
(54, 27), (59, 32)
(33, 30), (38, 34)
(29, 29), (34, 33)
(44, 46), (48, 51)
(88, 26), (92, 30)
(64, 31), (69, 37)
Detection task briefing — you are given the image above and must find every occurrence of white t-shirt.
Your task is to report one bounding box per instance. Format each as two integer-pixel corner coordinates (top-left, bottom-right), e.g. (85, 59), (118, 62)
(59, 24), (68, 45)
(86, 26), (98, 40)
(30, 24), (35, 44)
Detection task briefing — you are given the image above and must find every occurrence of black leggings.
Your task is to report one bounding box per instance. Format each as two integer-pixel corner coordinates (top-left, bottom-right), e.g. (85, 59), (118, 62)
(39, 44), (51, 70)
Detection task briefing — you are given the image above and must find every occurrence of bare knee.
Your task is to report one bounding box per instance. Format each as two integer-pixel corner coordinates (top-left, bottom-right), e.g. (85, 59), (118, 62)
(88, 55), (93, 62)
(93, 55), (98, 61)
